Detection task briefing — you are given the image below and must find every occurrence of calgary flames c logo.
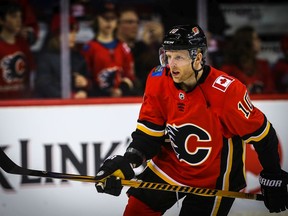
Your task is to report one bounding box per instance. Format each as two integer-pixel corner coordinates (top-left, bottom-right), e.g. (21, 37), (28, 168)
(167, 123), (212, 166)
(1, 51), (27, 83)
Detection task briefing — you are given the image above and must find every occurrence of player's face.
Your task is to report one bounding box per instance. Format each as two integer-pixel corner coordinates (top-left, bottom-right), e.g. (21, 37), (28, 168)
(166, 50), (193, 83)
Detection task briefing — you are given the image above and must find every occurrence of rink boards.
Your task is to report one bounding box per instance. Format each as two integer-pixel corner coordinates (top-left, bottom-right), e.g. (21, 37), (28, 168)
(0, 97), (287, 216)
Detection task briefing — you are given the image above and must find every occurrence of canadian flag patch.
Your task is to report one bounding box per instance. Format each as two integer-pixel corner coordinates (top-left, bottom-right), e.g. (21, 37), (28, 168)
(212, 75), (234, 92)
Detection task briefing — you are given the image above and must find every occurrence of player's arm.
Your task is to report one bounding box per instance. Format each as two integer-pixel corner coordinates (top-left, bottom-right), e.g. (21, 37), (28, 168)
(221, 82), (288, 213)
(125, 119), (166, 166)
(220, 81), (280, 172)
(243, 116), (281, 172)
(95, 68), (167, 195)
(94, 117), (165, 196)
(241, 110), (288, 213)
(122, 65), (168, 169)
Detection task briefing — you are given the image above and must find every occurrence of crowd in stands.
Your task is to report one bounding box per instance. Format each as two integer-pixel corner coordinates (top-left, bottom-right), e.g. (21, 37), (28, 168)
(34, 13), (91, 98)
(0, 0), (288, 100)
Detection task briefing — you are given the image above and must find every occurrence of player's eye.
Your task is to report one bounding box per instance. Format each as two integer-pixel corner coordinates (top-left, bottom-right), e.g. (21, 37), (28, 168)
(175, 55), (186, 61)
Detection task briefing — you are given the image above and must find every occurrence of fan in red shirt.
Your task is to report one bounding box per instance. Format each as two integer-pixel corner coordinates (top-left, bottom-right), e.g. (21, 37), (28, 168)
(0, 1), (35, 99)
(81, 1), (135, 97)
(94, 24), (288, 215)
(220, 26), (275, 94)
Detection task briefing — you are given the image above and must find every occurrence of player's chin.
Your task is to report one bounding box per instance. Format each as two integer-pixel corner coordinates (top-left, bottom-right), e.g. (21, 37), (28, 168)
(172, 76), (181, 83)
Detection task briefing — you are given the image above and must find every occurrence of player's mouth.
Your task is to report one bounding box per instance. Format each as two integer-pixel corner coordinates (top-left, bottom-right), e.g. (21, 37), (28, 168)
(171, 71), (180, 77)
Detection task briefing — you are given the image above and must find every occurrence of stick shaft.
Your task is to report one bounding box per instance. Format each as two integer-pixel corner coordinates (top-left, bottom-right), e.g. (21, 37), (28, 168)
(0, 148), (263, 200)
(122, 180), (263, 200)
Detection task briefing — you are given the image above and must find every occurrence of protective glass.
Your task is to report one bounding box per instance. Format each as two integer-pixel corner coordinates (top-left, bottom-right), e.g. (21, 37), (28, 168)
(159, 47), (167, 67)
(159, 47), (193, 67)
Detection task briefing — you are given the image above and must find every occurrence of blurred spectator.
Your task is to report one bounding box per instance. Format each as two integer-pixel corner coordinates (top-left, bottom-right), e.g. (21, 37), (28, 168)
(0, 0), (36, 99)
(272, 34), (288, 93)
(18, 0), (39, 45)
(117, 6), (164, 95)
(34, 13), (92, 99)
(81, 0), (135, 97)
(134, 19), (164, 95)
(220, 25), (275, 94)
(117, 6), (139, 49)
(6, 0), (40, 46)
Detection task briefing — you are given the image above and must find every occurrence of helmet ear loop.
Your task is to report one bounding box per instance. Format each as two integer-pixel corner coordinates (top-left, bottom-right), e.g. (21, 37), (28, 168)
(191, 61), (200, 80)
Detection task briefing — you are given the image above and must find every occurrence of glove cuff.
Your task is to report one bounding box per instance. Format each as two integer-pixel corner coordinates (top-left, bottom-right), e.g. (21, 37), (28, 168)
(98, 155), (135, 180)
(124, 147), (146, 168)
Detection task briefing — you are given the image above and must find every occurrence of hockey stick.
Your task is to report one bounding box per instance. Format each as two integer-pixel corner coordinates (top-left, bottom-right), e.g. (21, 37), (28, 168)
(0, 148), (263, 200)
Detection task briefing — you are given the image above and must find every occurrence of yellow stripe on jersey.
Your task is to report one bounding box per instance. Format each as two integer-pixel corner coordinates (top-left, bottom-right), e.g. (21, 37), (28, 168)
(137, 123), (165, 137)
(223, 139), (233, 191)
(147, 160), (185, 186)
(244, 121), (270, 143)
(211, 138), (234, 215)
(242, 140), (247, 182)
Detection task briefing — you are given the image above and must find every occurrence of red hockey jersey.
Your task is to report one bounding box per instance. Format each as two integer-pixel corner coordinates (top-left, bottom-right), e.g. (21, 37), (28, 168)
(81, 39), (135, 96)
(0, 36), (34, 99)
(134, 65), (272, 191)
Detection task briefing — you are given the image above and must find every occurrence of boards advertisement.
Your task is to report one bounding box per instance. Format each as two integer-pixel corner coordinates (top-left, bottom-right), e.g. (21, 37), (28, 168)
(0, 99), (287, 216)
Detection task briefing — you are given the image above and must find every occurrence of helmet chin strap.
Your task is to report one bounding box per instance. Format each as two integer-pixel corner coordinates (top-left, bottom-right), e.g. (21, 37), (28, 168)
(191, 60), (203, 81)
(191, 60), (210, 108)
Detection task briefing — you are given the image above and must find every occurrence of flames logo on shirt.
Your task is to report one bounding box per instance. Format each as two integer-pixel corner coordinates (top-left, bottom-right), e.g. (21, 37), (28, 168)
(97, 66), (119, 89)
(167, 123), (212, 166)
(1, 51), (26, 83)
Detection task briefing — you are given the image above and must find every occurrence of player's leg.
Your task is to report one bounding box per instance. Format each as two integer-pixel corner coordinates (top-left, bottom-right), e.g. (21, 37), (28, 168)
(123, 167), (184, 216)
(179, 193), (235, 216)
(123, 195), (162, 216)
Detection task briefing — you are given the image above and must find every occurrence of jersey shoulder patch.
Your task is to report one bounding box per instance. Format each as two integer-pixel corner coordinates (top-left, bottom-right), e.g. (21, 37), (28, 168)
(151, 65), (164, 77)
(212, 75), (235, 92)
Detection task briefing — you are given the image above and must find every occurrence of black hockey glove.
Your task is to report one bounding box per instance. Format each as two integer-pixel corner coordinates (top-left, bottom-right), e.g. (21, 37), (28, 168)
(94, 155), (135, 196)
(259, 170), (288, 213)
(95, 176), (123, 196)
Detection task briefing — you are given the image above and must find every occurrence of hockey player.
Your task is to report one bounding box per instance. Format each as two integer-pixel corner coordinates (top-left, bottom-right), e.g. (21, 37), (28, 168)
(94, 24), (288, 215)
